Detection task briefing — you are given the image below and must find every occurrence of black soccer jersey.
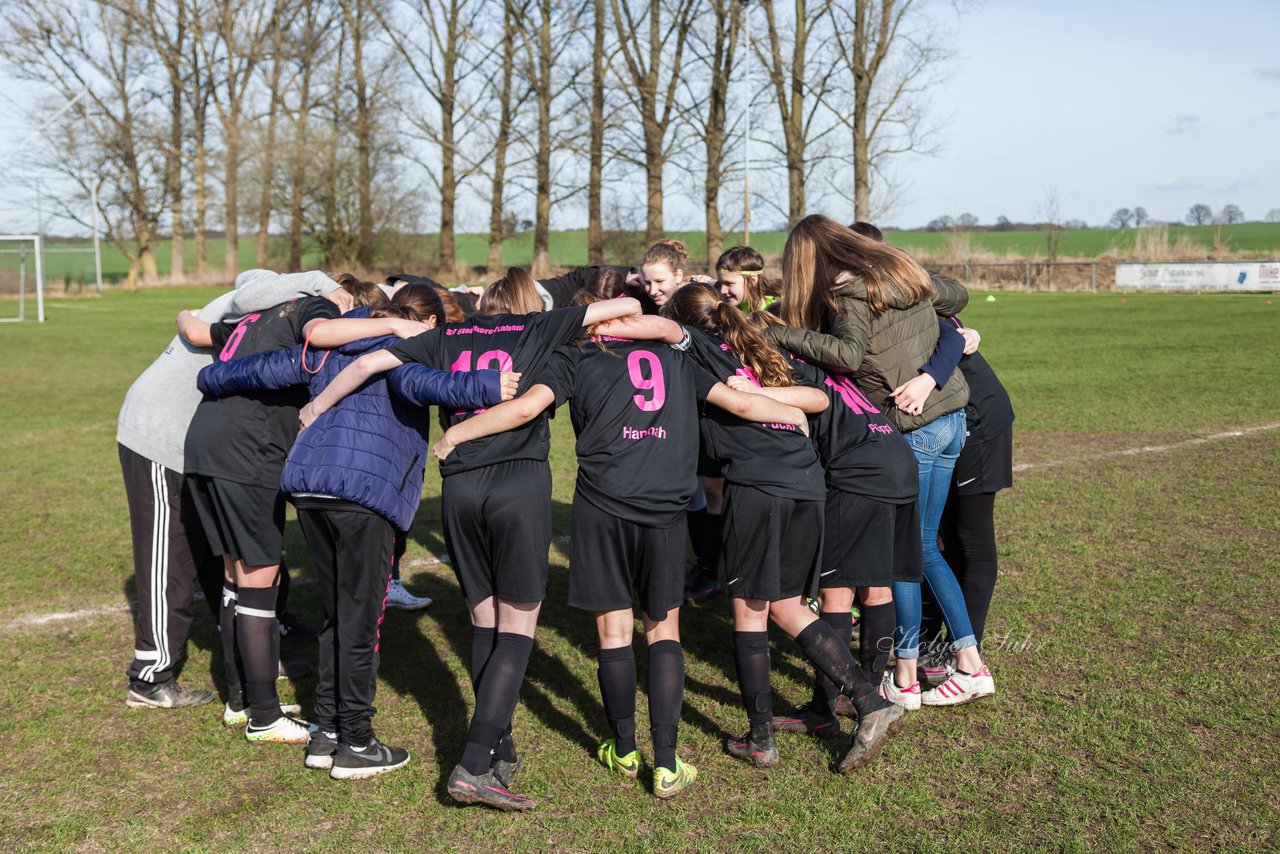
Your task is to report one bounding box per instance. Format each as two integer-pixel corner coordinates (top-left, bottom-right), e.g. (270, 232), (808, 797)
(536, 338), (720, 525)
(684, 327), (826, 501)
(185, 296), (340, 488)
(791, 360), (918, 502)
(386, 305), (590, 476)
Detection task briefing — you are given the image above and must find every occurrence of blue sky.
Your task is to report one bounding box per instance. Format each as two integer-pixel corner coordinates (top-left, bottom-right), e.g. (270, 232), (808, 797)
(0, 0), (1276, 234)
(882, 0), (1280, 227)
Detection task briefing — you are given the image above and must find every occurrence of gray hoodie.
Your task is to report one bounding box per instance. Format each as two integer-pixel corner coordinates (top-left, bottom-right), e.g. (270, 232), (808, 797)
(116, 270), (339, 472)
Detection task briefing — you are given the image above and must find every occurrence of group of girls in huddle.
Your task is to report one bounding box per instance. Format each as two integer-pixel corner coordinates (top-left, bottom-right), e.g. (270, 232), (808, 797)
(185, 218), (1013, 812)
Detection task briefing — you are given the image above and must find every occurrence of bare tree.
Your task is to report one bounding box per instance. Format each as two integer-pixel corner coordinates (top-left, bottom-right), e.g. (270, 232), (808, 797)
(1219, 204), (1244, 225)
(585, 0), (608, 264)
(479, 0), (526, 275)
(1186, 203), (1212, 226)
(828, 0), (951, 222)
(609, 0), (699, 244)
(203, 0), (275, 279)
(1108, 207), (1133, 228)
(284, 0), (337, 271)
(385, 0), (487, 279)
(955, 211), (977, 229)
(1, 0), (170, 286)
(1133, 206), (1148, 228)
(682, 0), (742, 264)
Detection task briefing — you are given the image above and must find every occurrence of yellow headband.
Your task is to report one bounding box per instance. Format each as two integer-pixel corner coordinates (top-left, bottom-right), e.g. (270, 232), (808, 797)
(717, 268), (764, 275)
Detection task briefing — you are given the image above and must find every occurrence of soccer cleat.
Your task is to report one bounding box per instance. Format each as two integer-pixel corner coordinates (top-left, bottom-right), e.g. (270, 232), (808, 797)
(125, 678), (215, 709)
(305, 728), (341, 770)
(878, 671), (922, 711)
(492, 755), (524, 789)
(222, 702), (302, 728)
(244, 713), (312, 745)
(921, 665), (995, 707)
(597, 739), (642, 780)
(831, 695), (857, 719)
(835, 698), (907, 775)
(330, 738), (410, 780)
(773, 704), (841, 737)
(653, 756), (698, 799)
(724, 724), (779, 768)
(446, 764), (535, 811)
(278, 612), (320, 640)
(385, 578), (432, 611)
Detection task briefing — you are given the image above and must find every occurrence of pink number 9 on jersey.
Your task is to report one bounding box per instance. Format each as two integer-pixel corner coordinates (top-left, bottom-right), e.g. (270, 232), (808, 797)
(627, 350), (666, 411)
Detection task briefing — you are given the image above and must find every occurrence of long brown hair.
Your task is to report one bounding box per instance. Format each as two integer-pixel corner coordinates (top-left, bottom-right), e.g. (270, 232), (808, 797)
(371, 283), (445, 325)
(332, 273), (390, 310)
(662, 282), (794, 387)
(479, 267), (544, 315)
(781, 214), (932, 328)
(716, 245), (777, 311)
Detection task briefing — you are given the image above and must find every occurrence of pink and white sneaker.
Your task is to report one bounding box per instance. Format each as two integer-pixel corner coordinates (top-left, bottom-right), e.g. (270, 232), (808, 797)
(920, 665), (995, 706)
(877, 671), (921, 711)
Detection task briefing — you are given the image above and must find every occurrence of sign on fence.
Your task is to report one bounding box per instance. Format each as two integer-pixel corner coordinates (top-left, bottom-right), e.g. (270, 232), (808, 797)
(1116, 262), (1280, 292)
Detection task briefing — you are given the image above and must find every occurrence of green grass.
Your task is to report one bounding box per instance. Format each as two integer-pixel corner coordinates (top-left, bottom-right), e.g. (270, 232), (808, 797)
(1, 289), (1278, 850)
(3, 221), (1277, 286)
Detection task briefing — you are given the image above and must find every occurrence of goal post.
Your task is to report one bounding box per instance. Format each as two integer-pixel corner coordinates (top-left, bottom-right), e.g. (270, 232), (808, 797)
(0, 235), (45, 323)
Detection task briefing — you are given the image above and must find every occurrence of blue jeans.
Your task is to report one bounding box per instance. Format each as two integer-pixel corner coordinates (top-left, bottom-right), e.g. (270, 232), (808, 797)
(893, 409), (977, 658)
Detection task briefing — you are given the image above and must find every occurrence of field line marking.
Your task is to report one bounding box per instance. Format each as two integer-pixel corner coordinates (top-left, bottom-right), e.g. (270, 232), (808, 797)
(1011, 421), (1280, 473)
(5, 423), (1278, 632)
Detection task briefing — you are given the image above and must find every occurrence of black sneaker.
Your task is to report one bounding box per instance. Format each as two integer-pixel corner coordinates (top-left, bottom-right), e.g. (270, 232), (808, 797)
(125, 678), (215, 709)
(725, 723), (780, 767)
(305, 728), (341, 770)
(446, 764), (535, 811)
(329, 738), (410, 780)
(278, 612), (320, 641)
(835, 697), (907, 775)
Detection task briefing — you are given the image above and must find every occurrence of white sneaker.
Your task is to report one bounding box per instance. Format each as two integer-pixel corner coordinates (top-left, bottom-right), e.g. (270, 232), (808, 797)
(921, 665), (995, 707)
(223, 702), (302, 728)
(878, 671), (922, 711)
(385, 578), (432, 611)
(244, 713), (312, 744)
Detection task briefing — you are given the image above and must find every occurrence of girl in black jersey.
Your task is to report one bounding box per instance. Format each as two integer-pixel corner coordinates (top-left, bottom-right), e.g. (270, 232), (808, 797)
(734, 311), (923, 737)
(662, 283), (908, 774)
(433, 308), (812, 800)
(302, 269), (642, 811)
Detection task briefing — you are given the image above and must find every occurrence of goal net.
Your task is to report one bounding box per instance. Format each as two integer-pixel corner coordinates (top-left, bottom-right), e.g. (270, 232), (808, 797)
(0, 235), (45, 323)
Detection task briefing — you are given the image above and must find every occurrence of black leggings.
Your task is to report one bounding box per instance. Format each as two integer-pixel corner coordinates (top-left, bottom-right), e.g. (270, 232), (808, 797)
(923, 491), (999, 646)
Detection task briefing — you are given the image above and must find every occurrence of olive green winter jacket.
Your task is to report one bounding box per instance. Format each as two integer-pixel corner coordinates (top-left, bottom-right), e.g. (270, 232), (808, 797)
(765, 271), (970, 432)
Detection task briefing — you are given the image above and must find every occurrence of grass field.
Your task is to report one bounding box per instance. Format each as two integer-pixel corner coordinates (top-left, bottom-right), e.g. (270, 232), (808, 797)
(1, 289), (1278, 850)
(3, 221), (1278, 286)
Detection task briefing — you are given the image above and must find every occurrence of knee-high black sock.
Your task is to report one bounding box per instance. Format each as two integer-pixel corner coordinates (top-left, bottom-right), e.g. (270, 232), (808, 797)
(220, 583), (243, 707)
(794, 620), (880, 714)
(470, 626), (518, 762)
(460, 632), (534, 775)
(961, 560), (998, 645)
(597, 645), (638, 756)
(276, 560), (291, 615)
(647, 640), (684, 771)
(733, 631), (772, 725)
(470, 625), (497, 692)
(236, 586), (281, 724)
(858, 602), (895, 684)
(810, 611), (852, 709)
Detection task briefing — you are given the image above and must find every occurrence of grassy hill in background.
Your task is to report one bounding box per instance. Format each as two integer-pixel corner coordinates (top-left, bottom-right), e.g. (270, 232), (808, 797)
(2, 222), (1278, 287)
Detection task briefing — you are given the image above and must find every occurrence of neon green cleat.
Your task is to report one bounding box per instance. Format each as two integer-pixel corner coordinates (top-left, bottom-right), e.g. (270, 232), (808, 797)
(653, 756), (697, 799)
(597, 739), (641, 780)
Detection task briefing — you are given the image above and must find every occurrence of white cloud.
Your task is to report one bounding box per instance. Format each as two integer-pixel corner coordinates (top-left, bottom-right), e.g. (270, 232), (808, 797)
(1149, 177), (1202, 192)
(1167, 114), (1200, 135)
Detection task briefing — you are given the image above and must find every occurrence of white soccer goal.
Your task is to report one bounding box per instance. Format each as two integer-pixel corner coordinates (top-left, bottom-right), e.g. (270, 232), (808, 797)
(0, 235), (45, 323)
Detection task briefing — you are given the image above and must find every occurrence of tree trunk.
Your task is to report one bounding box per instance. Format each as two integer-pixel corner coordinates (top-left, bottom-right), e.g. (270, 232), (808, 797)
(346, 0), (374, 270)
(288, 66), (312, 272)
(704, 0), (739, 264)
(587, 0), (606, 265)
(224, 118), (239, 279)
(168, 76), (185, 281)
(439, 94), (458, 279)
(531, 0), (553, 277)
(257, 19), (285, 268)
(487, 0), (516, 276)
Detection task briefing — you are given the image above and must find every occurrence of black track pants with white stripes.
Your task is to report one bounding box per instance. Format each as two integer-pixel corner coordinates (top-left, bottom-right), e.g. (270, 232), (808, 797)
(120, 444), (221, 684)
